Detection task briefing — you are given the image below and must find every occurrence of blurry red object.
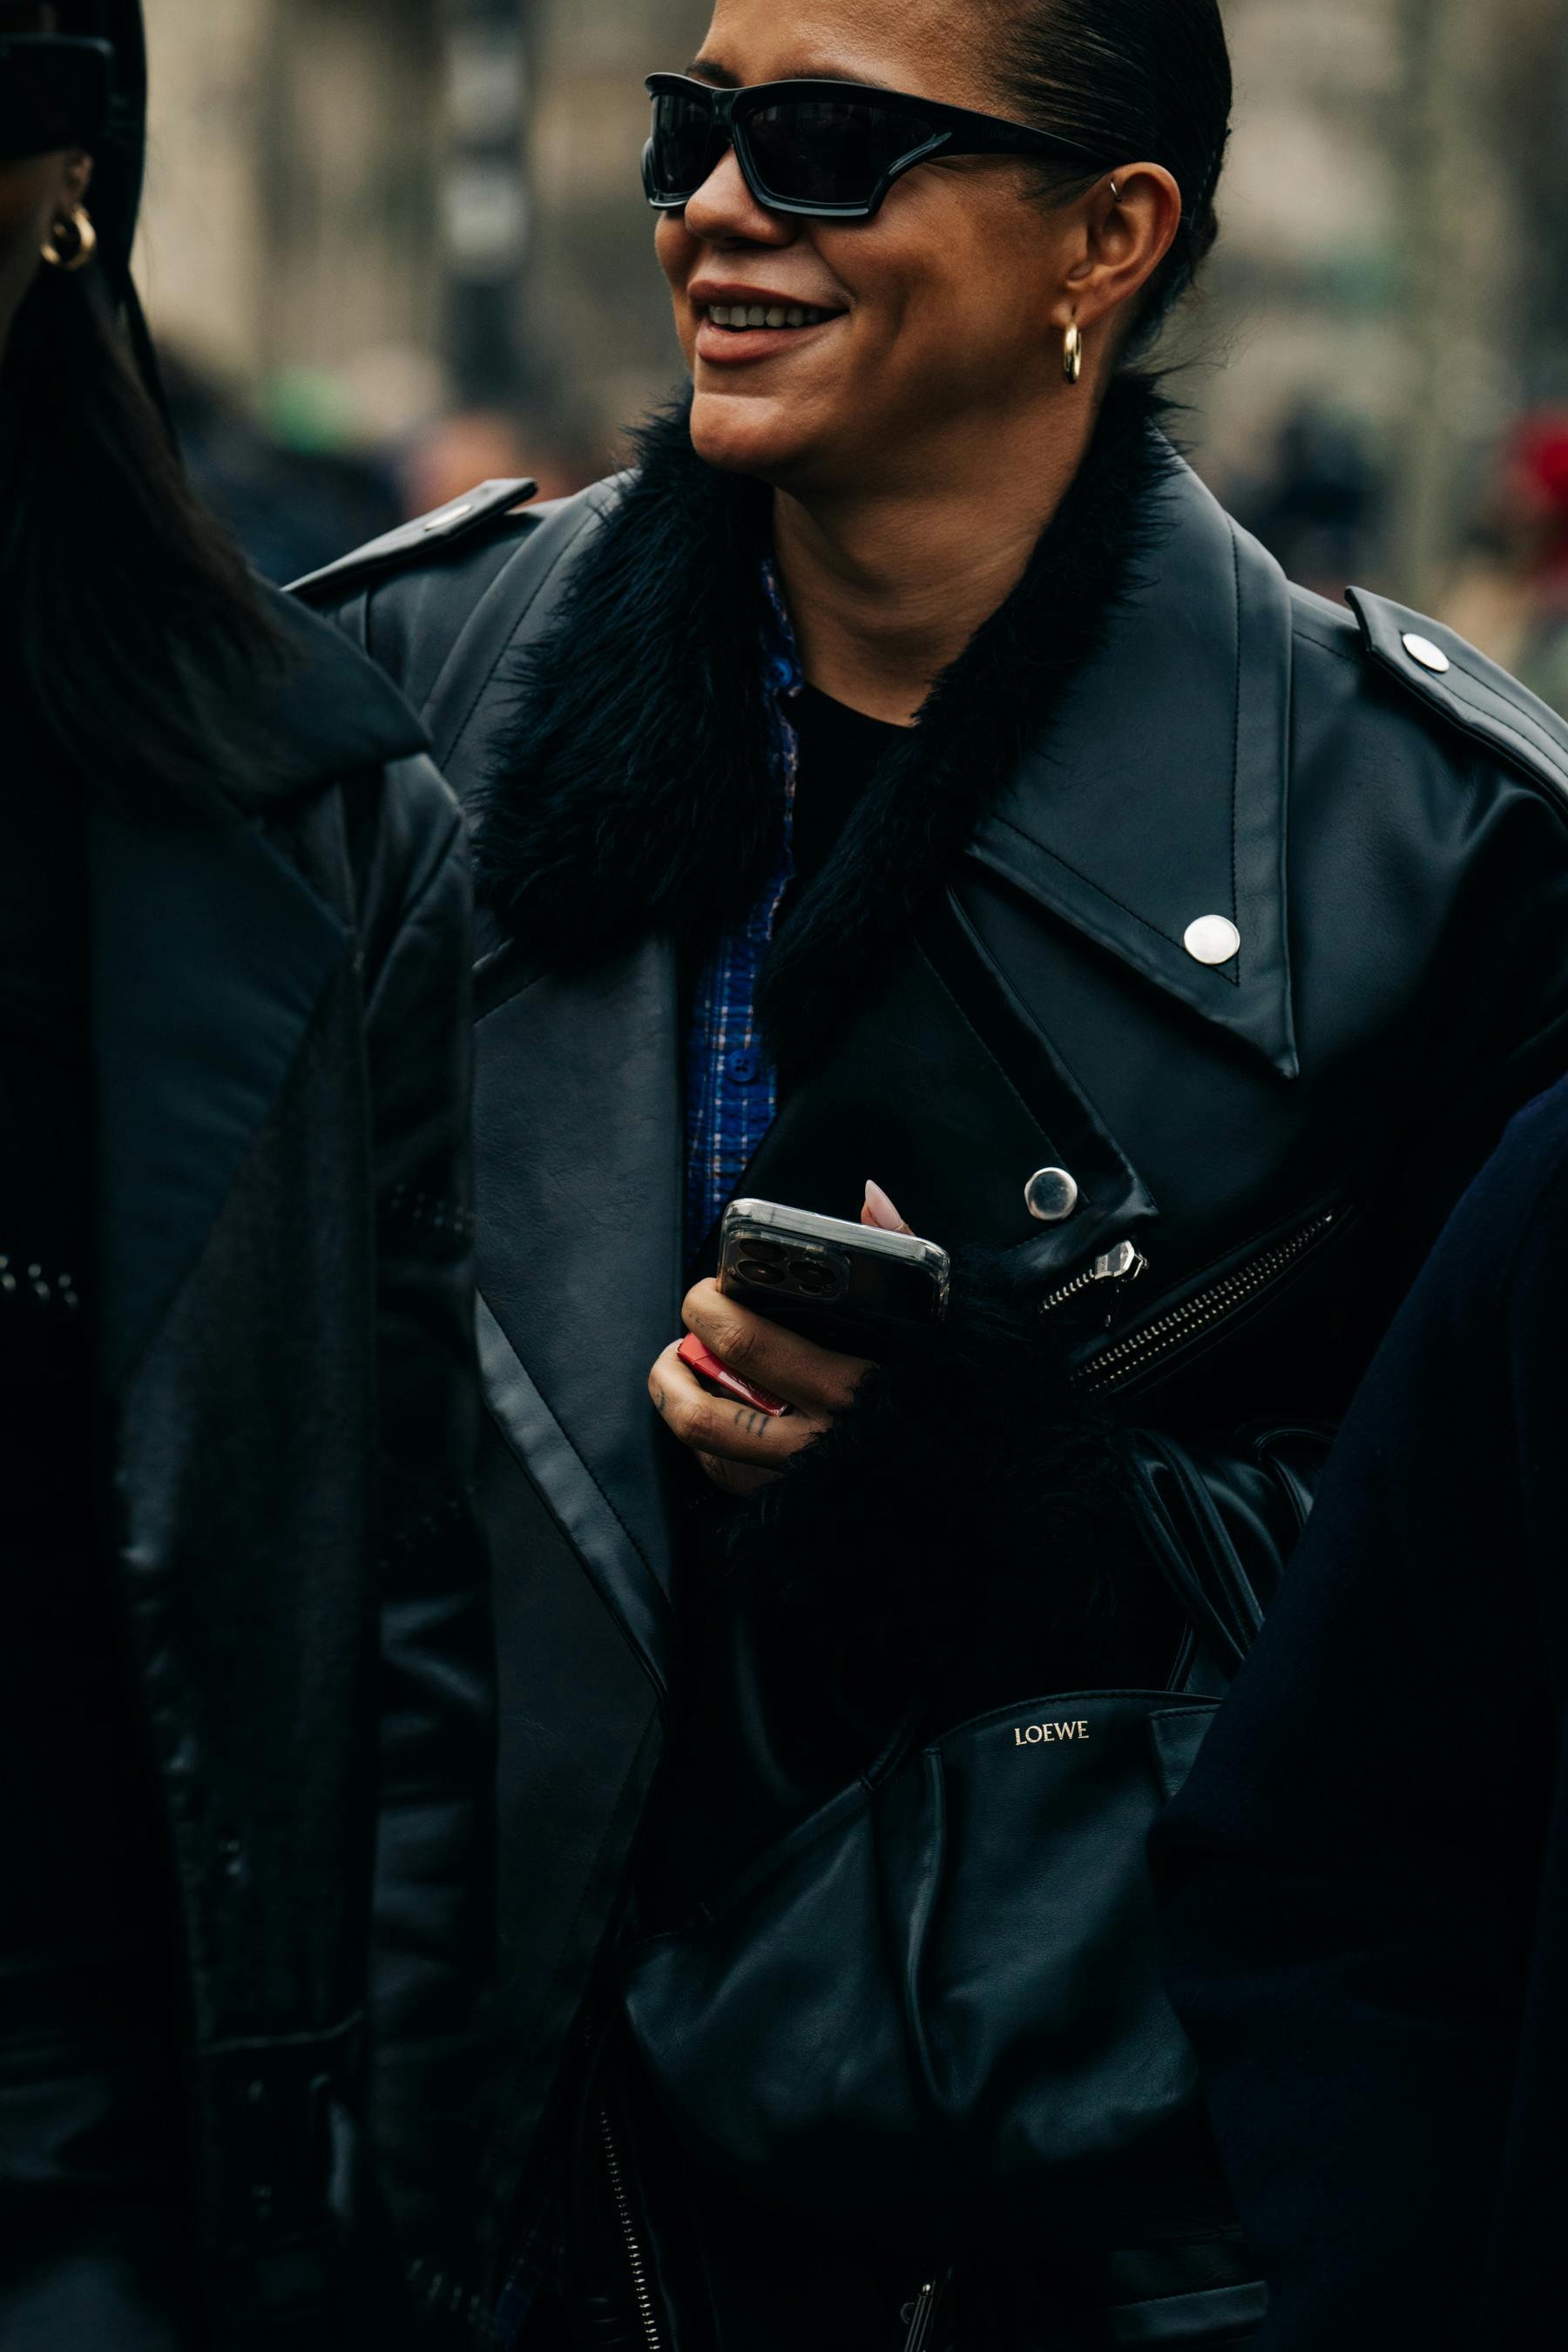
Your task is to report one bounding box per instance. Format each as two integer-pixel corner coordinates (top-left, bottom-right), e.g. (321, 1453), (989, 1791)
(677, 1335), (790, 1417)
(1509, 414), (1568, 520)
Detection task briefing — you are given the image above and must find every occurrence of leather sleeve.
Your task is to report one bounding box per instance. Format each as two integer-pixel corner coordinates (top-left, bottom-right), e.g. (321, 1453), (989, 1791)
(713, 1252), (1335, 1704)
(357, 757), (499, 2339)
(1149, 1101), (1568, 2348)
(1125, 1423), (1333, 1680)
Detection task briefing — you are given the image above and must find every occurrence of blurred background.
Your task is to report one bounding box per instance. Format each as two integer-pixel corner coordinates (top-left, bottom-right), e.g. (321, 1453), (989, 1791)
(136, 0), (1568, 705)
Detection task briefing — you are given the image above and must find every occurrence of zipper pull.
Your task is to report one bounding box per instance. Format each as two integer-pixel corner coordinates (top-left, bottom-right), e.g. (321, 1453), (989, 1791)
(1091, 1240), (1146, 1285)
(900, 2282), (938, 2352)
(1039, 1238), (1148, 1319)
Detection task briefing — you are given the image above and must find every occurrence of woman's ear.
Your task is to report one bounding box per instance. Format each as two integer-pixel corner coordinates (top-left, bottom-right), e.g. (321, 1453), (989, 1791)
(1051, 163), (1182, 339)
(61, 146), (94, 208)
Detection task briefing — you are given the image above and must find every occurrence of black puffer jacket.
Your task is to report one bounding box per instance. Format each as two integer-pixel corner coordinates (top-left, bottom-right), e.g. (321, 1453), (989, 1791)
(298, 383), (1568, 2346)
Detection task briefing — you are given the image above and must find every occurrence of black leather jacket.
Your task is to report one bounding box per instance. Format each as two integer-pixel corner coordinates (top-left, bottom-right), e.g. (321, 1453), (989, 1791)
(298, 421), (1568, 2342)
(88, 596), (496, 2348)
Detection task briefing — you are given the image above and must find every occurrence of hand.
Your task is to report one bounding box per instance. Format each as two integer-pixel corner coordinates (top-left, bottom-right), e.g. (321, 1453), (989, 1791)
(647, 1182), (909, 1497)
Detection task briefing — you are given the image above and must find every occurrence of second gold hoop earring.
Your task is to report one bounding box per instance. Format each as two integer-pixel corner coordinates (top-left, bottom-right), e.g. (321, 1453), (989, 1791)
(1063, 322), (1084, 386)
(42, 205), (98, 274)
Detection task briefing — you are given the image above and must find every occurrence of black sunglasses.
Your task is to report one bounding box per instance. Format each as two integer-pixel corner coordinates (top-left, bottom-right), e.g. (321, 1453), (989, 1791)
(0, 33), (114, 162)
(644, 73), (1110, 223)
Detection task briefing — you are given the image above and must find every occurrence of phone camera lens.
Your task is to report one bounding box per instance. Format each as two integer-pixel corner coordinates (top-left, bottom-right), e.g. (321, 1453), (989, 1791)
(791, 1261), (834, 1297)
(741, 1239), (787, 1265)
(739, 1256), (785, 1285)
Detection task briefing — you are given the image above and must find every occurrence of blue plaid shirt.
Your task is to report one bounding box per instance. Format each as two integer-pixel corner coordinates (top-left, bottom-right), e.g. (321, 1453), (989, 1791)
(682, 570), (803, 1259)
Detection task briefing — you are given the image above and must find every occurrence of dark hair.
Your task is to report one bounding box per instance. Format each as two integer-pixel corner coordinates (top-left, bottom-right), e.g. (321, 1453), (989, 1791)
(997, 0), (1233, 348)
(0, 212), (283, 803)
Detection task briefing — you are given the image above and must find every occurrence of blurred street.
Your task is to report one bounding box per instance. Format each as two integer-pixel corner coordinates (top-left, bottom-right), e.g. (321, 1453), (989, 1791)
(136, 0), (1568, 687)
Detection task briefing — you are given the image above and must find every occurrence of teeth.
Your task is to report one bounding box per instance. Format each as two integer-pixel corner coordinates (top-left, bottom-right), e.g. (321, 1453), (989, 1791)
(705, 303), (834, 329)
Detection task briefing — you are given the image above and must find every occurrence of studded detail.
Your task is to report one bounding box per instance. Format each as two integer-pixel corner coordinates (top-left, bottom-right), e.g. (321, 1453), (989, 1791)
(1183, 915), (1242, 968)
(1025, 1167), (1081, 1224)
(385, 1185), (476, 1241)
(0, 1254), (81, 1312)
(1402, 632), (1451, 675)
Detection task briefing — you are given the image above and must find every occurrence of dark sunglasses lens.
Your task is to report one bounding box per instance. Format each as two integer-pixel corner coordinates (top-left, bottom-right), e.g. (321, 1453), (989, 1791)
(744, 98), (931, 209)
(648, 87), (722, 199)
(0, 40), (111, 163)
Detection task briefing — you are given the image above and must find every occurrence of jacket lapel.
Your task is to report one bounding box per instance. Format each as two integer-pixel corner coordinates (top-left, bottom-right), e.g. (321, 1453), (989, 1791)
(89, 793), (356, 1397)
(471, 936), (684, 1693)
(970, 457), (1299, 1081)
(91, 593), (428, 1397)
(724, 887), (1155, 1282)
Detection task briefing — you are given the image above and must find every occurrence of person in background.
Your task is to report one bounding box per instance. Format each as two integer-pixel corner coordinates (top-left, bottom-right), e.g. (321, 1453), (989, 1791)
(298, 0), (1568, 2340)
(1152, 1070), (1568, 2349)
(159, 348), (404, 588)
(0, 6), (494, 2344)
(1443, 409), (1568, 716)
(1230, 402), (1384, 605)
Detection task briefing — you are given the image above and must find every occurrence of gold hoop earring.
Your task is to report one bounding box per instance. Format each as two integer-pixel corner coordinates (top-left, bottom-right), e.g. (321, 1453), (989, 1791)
(42, 205), (97, 274)
(1063, 321), (1084, 386)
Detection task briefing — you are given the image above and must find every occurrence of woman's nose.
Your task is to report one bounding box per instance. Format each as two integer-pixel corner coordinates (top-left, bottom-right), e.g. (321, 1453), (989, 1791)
(683, 145), (795, 246)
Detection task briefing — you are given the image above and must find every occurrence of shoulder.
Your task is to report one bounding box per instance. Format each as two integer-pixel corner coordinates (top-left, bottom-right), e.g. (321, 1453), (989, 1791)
(1285, 573), (1568, 821)
(223, 584), (436, 814)
(241, 589), (468, 935)
(290, 474), (628, 722)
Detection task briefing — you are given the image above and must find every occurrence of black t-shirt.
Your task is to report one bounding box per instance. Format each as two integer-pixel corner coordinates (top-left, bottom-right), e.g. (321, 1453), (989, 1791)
(781, 683), (907, 920)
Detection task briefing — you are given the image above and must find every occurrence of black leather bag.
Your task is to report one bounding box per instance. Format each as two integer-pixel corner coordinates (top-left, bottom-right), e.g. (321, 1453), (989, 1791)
(623, 1432), (1270, 2263)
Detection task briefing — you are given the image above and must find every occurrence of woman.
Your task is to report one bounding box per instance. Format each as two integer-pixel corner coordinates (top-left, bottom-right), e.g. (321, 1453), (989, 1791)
(300, 0), (1568, 2341)
(0, 8), (494, 2345)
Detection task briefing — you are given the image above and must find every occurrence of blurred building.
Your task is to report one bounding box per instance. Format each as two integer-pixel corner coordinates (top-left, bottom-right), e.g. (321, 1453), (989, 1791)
(1187, 0), (1568, 607)
(137, 0), (1568, 605)
(138, 0), (703, 489)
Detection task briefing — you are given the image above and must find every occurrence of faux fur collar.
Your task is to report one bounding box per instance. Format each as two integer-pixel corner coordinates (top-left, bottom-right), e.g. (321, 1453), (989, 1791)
(475, 377), (1176, 1075)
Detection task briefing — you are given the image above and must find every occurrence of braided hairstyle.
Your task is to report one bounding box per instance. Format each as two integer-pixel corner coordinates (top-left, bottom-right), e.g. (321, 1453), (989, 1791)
(995, 0), (1233, 349)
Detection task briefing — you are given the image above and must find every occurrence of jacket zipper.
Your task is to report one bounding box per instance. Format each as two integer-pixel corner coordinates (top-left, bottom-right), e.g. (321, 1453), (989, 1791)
(1038, 1237), (1149, 1319)
(900, 2281), (939, 2352)
(599, 2106), (665, 2352)
(1068, 1210), (1342, 1396)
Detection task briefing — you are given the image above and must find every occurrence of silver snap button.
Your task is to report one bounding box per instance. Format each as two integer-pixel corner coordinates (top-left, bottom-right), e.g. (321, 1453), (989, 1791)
(1025, 1167), (1080, 1224)
(1183, 915), (1241, 967)
(1402, 632), (1450, 675)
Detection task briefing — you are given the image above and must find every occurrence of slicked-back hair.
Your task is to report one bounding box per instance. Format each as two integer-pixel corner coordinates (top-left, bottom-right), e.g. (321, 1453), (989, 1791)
(995, 0), (1233, 349)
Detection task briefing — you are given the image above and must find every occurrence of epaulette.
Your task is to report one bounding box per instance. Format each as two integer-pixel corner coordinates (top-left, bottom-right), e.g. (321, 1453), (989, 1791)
(1348, 585), (1568, 808)
(289, 477), (538, 603)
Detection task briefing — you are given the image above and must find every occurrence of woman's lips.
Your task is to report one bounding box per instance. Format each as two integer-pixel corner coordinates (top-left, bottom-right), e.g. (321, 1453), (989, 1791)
(693, 311), (844, 367)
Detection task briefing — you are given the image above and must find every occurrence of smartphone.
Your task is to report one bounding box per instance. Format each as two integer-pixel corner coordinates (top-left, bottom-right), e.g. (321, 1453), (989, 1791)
(718, 1199), (950, 1360)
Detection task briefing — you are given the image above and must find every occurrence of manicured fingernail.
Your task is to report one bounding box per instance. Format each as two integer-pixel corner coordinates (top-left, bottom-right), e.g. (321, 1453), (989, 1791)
(864, 1179), (909, 1233)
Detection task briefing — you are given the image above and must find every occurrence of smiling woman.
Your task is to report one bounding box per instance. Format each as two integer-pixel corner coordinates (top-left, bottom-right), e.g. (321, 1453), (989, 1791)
(653, 0), (1183, 628)
(300, 0), (1568, 2344)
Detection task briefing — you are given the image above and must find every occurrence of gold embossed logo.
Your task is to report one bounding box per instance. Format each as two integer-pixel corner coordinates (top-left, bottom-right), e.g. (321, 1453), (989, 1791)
(1013, 1720), (1092, 1747)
